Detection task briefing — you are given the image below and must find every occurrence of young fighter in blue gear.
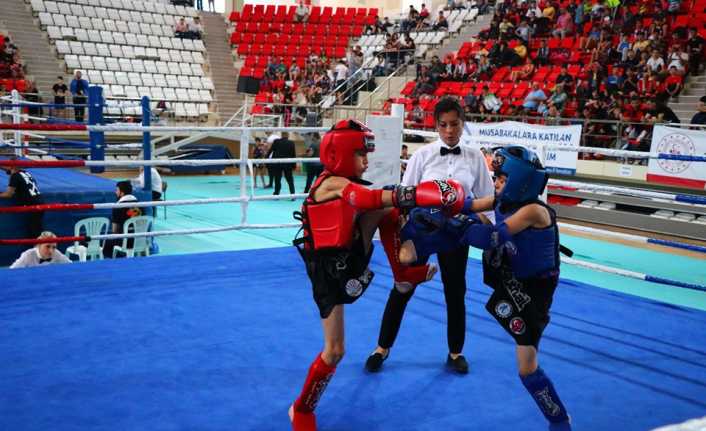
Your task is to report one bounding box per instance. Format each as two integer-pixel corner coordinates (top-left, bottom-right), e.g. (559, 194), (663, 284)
(290, 119), (465, 431)
(400, 146), (572, 431)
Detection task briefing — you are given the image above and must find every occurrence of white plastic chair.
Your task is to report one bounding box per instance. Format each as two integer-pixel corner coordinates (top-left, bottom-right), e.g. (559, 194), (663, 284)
(112, 216), (153, 258)
(66, 217), (110, 261)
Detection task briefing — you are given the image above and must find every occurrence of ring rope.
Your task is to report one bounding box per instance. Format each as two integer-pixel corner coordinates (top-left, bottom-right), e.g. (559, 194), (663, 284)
(561, 256), (706, 293)
(559, 222), (706, 254)
(550, 179), (706, 206)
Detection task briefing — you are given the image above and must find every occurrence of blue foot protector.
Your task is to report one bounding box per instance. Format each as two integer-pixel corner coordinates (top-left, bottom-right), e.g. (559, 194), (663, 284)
(520, 367), (570, 429)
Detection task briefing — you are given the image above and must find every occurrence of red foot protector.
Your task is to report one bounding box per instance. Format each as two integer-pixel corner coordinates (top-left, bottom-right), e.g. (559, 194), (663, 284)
(291, 410), (317, 431)
(291, 353), (335, 431)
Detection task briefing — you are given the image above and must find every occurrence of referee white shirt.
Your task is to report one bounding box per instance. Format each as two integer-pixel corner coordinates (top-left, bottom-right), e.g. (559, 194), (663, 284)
(10, 247), (71, 269)
(402, 139), (494, 208)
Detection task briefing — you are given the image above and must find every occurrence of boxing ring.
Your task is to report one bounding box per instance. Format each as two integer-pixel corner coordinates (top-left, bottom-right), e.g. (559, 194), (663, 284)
(1, 119), (706, 431)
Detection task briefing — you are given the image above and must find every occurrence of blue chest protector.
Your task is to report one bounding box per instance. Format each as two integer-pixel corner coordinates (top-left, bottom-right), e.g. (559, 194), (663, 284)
(489, 200), (560, 280)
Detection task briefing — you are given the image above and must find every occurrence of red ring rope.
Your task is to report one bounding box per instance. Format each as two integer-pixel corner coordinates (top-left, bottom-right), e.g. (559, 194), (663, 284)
(0, 203), (94, 213)
(0, 160), (85, 168)
(0, 123), (87, 130)
(0, 236), (87, 245)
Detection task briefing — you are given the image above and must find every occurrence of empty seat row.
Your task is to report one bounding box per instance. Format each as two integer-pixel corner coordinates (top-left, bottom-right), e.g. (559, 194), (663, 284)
(98, 84), (211, 102)
(83, 69), (211, 90)
(31, 0), (196, 20)
(55, 40), (204, 63)
(64, 54), (203, 76)
(40, 14), (176, 37)
(81, 69), (213, 89)
(43, 19), (206, 52)
(105, 103), (209, 119)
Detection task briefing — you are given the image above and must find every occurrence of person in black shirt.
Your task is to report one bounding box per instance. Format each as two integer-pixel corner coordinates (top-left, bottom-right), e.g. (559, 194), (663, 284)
(691, 96), (706, 125)
(267, 132), (296, 196)
(647, 95), (680, 124)
(302, 132), (323, 194)
(52, 76), (68, 119)
(103, 181), (141, 258)
(0, 160), (44, 239)
(687, 28), (704, 76)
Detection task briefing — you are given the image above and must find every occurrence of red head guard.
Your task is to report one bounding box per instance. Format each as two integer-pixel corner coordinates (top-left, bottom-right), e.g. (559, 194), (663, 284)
(319, 119), (375, 178)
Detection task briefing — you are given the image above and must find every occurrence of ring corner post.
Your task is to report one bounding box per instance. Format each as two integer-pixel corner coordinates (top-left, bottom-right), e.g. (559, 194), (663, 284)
(142, 95), (152, 206)
(239, 129), (251, 225)
(88, 86), (105, 174)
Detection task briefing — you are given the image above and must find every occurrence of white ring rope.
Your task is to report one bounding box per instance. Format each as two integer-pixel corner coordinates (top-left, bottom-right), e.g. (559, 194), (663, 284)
(90, 222), (300, 241)
(549, 179), (706, 207)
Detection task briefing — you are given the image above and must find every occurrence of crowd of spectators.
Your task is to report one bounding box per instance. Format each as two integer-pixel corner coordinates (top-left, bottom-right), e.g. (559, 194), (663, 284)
(174, 16), (203, 39)
(0, 35), (24, 80)
(402, 0), (705, 161)
(255, 46), (366, 123)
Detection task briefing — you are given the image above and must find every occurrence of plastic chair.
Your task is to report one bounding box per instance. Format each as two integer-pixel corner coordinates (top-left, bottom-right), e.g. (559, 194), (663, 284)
(112, 216), (153, 258)
(66, 217), (110, 262)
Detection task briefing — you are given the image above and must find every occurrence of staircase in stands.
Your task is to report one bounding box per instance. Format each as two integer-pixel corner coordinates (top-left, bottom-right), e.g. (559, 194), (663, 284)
(0, 0), (69, 94)
(201, 11), (243, 124)
(671, 73), (706, 123)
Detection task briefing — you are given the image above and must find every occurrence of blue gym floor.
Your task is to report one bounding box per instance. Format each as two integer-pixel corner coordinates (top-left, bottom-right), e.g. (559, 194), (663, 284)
(1, 173), (705, 431)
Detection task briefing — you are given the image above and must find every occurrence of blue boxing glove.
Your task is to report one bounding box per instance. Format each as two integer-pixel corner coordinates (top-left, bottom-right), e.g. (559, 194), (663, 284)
(400, 208), (461, 262)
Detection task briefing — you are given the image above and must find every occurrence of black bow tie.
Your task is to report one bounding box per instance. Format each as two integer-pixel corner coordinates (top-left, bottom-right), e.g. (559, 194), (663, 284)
(440, 146), (461, 156)
(39, 258), (52, 263)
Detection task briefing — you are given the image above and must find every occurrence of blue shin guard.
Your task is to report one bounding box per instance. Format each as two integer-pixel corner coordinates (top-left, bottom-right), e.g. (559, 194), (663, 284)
(520, 368), (570, 429)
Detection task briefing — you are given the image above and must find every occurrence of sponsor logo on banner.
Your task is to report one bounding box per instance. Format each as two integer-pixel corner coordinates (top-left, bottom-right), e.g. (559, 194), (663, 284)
(656, 133), (696, 175)
(509, 317), (526, 335)
(495, 301), (514, 318)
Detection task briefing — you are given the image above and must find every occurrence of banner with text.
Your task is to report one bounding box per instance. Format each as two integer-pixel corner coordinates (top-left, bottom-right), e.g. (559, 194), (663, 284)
(462, 121), (582, 175)
(647, 125), (706, 189)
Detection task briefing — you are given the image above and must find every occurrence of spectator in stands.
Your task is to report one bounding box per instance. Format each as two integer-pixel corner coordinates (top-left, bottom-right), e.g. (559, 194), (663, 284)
(401, 5), (418, 33)
(433, 11), (449, 31)
(522, 82), (547, 111)
(302, 132), (322, 193)
(348, 46), (364, 77)
(480, 85), (501, 113)
(663, 66), (683, 101)
(188, 17), (203, 40)
(268, 132), (296, 196)
(552, 8), (574, 38)
(131, 167), (163, 202)
(174, 17), (188, 38)
(24, 81), (42, 123)
(555, 65), (574, 88)
(691, 96), (706, 125)
(416, 4), (431, 30)
(687, 28), (704, 75)
(52, 76), (67, 119)
(252, 137), (268, 188)
(400, 144), (410, 180)
(372, 54), (387, 76)
(376, 17), (393, 34)
(535, 39), (550, 65)
(515, 20), (531, 43)
(510, 60), (535, 82)
(334, 60), (348, 89)
(195, 0), (202, 11)
(538, 83), (568, 115)
(208, 0), (214, 12)
(646, 94), (680, 124)
(10, 231), (71, 269)
(498, 17), (514, 39)
(646, 50), (665, 74)
(620, 68), (639, 96)
(70, 70), (89, 122)
(1, 157), (44, 239)
(103, 181), (141, 258)
(295, 0), (310, 23)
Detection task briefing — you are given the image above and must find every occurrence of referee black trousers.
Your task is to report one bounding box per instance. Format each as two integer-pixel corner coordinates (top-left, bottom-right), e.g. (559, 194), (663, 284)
(377, 245), (469, 354)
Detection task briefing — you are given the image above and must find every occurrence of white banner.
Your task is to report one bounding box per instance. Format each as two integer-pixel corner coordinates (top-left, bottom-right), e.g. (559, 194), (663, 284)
(364, 114), (403, 187)
(462, 121), (582, 175)
(647, 125), (706, 189)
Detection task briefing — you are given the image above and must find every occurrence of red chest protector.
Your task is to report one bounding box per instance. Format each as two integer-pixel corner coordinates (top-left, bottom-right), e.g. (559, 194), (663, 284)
(298, 172), (360, 250)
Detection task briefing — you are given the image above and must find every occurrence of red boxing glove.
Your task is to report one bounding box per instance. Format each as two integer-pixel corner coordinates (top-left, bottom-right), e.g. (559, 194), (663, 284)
(341, 182), (384, 210)
(394, 180), (465, 214)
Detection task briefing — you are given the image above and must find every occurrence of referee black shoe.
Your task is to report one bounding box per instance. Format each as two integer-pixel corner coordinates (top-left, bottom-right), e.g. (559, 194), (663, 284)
(364, 351), (389, 373)
(446, 354), (469, 374)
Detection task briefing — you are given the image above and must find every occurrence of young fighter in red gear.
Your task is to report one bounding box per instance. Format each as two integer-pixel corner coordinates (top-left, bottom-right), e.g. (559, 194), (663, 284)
(290, 119), (465, 431)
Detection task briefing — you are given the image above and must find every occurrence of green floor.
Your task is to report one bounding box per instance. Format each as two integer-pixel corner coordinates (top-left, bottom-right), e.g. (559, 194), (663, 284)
(144, 174), (706, 311)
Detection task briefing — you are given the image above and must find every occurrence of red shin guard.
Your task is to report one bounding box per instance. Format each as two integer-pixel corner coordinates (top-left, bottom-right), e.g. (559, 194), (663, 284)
(379, 208), (433, 292)
(294, 354), (336, 414)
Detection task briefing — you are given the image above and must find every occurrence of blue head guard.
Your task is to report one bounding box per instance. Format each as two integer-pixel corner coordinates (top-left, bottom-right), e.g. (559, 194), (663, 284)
(492, 146), (548, 204)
